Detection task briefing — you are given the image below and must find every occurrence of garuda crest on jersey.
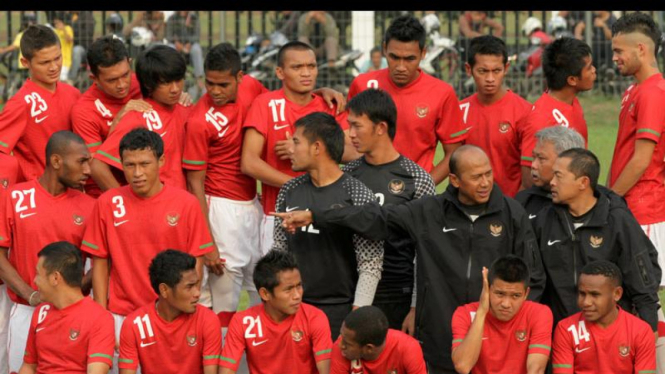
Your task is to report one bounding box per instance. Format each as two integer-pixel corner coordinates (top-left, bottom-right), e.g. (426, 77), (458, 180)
(388, 179), (405, 195)
(291, 330), (303, 342)
(618, 344), (630, 357)
(166, 212), (180, 227)
(515, 330), (527, 342)
(498, 122), (511, 133)
(489, 223), (503, 237)
(72, 214), (84, 226)
(0, 178), (8, 189)
(69, 328), (80, 341)
(590, 235), (603, 249)
(415, 104), (429, 119)
(187, 332), (197, 347)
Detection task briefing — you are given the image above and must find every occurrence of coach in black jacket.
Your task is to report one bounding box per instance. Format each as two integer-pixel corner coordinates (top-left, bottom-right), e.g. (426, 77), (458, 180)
(273, 145), (545, 374)
(533, 148), (661, 330)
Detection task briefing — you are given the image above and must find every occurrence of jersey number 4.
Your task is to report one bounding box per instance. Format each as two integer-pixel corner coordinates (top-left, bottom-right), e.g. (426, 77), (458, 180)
(567, 321), (590, 346)
(243, 316), (264, 338)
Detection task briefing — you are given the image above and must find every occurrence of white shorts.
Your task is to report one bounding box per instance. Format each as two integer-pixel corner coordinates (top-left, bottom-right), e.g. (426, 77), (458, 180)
(641, 222), (665, 287)
(60, 65), (70, 81)
(260, 214), (275, 255)
(111, 313), (140, 374)
(8, 303), (34, 373)
(0, 285), (11, 374)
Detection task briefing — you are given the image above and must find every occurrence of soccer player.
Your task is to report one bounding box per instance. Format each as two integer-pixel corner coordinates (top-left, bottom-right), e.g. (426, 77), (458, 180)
(552, 261), (656, 374)
(0, 25), (81, 182)
(119, 250), (221, 374)
(19, 241), (115, 374)
(275, 145), (546, 374)
(343, 88), (435, 333)
(80, 128), (215, 370)
(451, 255), (552, 374)
(220, 250), (332, 374)
(271, 112), (383, 340)
(347, 15), (468, 185)
(519, 37), (595, 189)
(0, 131), (94, 373)
(533, 148), (661, 329)
(460, 35), (532, 197)
(330, 305), (426, 374)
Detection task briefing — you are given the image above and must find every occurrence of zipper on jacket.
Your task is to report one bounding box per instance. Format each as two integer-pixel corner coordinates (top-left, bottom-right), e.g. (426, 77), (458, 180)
(466, 223), (474, 280)
(562, 213), (578, 285)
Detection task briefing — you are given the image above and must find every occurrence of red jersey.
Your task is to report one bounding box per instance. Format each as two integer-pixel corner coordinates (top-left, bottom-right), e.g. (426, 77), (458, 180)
(451, 301), (553, 374)
(0, 79), (80, 181)
(95, 98), (191, 190)
(0, 152), (20, 190)
(80, 185), (214, 316)
(183, 76), (267, 201)
(72, 74), (142, 198)
(609, 74), (665, 225)
(24, 298), (115, 373)
(220, 302), (332, 374)
(460, 91), (532, 197)
(348, 68), (468, 172)
(0, 179), (94, 304)
(243, 89), (348, 214)
(330, 329), (427, 374)
(119, 302), (221, 374)
(519, 92), (588, 167)
(552, 308), (656, 374)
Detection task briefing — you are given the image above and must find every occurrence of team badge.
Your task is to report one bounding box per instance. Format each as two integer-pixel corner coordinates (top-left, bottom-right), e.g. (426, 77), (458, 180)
(69, 328), (80, 341)
(628, 102), (635, 112)
(72, 214), (84, 226)
(350, 359), (363, 374)
(0, 178), (8, 189)
(515, 330), (527, 342)
(590, 235), (603, 248)
(166, 212), (180, 227)
(330, 203), (345, 210)
(489, 223), (503, 237)
(388, 179), (405, 195)
(291, 330), (303, 342)
(387, 369), (398, 374)
(415, 104), (429, 118)
(618, 344), (630, 357)
(498, 122), (511, 133)
(187, 333), (197, 347)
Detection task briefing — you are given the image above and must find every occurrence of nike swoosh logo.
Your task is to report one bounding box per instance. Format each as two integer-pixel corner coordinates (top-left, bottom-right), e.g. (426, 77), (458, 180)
(442, 227), (457, 233)
(217, 126), (230, 138)
(140, 341), (156, 348)
(107, 121), (113, 127)
(114, 220), (129, 227)
(548, 240), (561, 246)
(273, 124), (290, 131)
(35, 327), (45, 332)
(285, 206), (299, 212)
(252, 340), (268, 346)
(528, 214), (537, 219)
(19, 212), (36, 219)
(35, 116), (48, 123)
(160, 131), (167, 137)
(575, 347), (590, 353)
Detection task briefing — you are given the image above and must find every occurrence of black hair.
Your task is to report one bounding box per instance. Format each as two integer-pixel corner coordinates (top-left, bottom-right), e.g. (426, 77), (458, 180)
(87, 36), (130, 77)
(558, 148), (600, 190)
(370, 46), (382, 56)
(467, 35), (508, 66)
(294, 112), (345, 164)
(149, 249), (197, 295)
(20, 25), (60, 60)
(347, 89), (397, 140)
(205, 42), (241, 75)
(253, 250), (299, 294)
(135, 45), (186, 98)
(45, 131), (86, 167)
(580, 260), (623, 288)
(37, 241), (83, 288)
(542, 37), (592, 90)
(344, 306), (389, 347)
(119, 127), (164, 160)
(488, 255), (530, 288)
(277, 41), (315, 68)
(612, 12), (662, 55)
(384, 15), (426, 50)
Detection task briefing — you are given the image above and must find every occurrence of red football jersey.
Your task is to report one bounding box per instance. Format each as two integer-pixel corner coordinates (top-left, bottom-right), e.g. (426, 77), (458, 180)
(552, 308), (656, 374)
(348, 68), (468, 172)
(80, 185), (214, 316)
(72, 74), (142, 198)
(609, 74), (665, 225)
(243, 89), (348, 214)
(451, 301), (553, 374)
(24, 298), (115, 373)
(0, 79), (80, 181)
(0, 179), (94, 304)
(330, 329), (427, 374)
(0, 152), (20, 190)
(460, 91), (532, 197)
(519, 92), (588, 167)
(220, 303), (332, 374)
(94, 98), (191, 190)
(119, 302), (221, 374)
(183, 75), (267, 201)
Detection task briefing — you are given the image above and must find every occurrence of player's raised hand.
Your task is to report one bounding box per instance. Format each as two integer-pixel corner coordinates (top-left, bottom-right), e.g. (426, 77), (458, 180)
(274, 131), (294, 160)
(270, 210), (314, 234)
(478, 267), (490, 315)
(110, 99), (153, 133)
(179, 92), (193, 107)
(318, 87), (347, 113)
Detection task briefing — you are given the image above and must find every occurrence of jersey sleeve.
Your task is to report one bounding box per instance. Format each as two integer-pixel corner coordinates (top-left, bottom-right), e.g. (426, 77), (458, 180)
(402, 159), (436, 199)
(518, 111), (542, 167)
(201, 309), (223, 366)
(186, 196), (214, 257)
(310, 309), (333, 362)
(329, 337), (351, 374)
(80, 199), (110, 258)
(551, 320), (574, 374)
(182, 116), (211, 171)
(436, 89), (468, 144)
(0, 189), (13, 249)
(219, 313), (247, 371)
(634, 86), (665, 144)
(527, 304), (553, 356)
(72, 105), (105, 154)
(95, 114), (139, 169)
(335, 110), (349, 131)
(271, 181), (291, 252)
(242, 96), (269, 137)
(118, 315), (139, 370)
(451, 306), (471, 350)
(87, 310), (115, 367)
(404, 335), (428, 374)
(634, 322), (657, 374)
(0, 92), (28, 154)
(22, 305), (40, 364)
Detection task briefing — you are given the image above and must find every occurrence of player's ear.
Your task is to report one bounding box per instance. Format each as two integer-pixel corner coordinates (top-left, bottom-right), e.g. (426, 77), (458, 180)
(157, 154), (165, 168)
(258, 287), (271, 302)
(275, 65), (285, 81)
(449, 173), (460, 188)
(613, 285), (623, 302)
(20, 56), (29, 69)
(524, 286), (530, 300)
(465, 62), (472, 77)
(236, 70), (244, 85)
(158, 283), (170, 299)
(566, 74), (579, 88)
(50, 154), (63, 170)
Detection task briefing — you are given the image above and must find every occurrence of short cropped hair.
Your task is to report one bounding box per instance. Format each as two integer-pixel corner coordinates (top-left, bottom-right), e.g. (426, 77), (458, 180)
(542, 37), (592, 90)
(384, 15), (426, 50)
(38, 241), (83, 288)
(467, 35), (508, 66)
(558, 148), (600, 190)
(149, 250), (197, 295)
(135, 45), (187, 97)
(580, 260), (623, 288)
(612, 12), (662, 55)
(294, 112), (345, 164)
(344, 306), (389, 347)
(20, 25), (60, 60)
(119, 127), (164, 160)
(87, 36), (130, 76)
(488, 255), (530, 287)
(45, 131), (86, 167)
(253, 250), (299, 294)
(205, 42), (241, 75)
(347, 89), (397, 140)
(277, 41), (315, 68)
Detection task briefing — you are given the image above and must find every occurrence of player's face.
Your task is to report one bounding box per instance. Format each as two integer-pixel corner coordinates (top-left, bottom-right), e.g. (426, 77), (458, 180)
(92, 59), (133, 100)
(57, 141), (92, 190)
(290, 126), (315, 172)
(264, 269), (303, 318)
(34, 256), (55, 303)
(450, 154), (493, 205)
(276, 49), (317, 95)
(550, 157), (582, 204)
(21, 44), (63, 87)
(338, 323), (365, 361)
(489, 279), (529, 322)
(531, 140), (558, 188)
(205, 69), (241, 106)
(384, 39), (425, 87)
(167, 269), (201, 314)
(348, 111), (381, 154)
(466, 54), (508, 97)
(151, 79), (184, 107)
(577, 274), (622, 324)
(574, 56), (596, 92)
(612, 33), (641, 77)
(121, 148), (165, 198)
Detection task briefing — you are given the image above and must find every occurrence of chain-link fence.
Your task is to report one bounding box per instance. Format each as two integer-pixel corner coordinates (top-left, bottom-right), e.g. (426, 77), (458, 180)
(0, 10), (663, 102)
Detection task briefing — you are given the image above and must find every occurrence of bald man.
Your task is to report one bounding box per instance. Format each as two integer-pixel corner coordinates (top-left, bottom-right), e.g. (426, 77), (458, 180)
(273, 145), (545, 374)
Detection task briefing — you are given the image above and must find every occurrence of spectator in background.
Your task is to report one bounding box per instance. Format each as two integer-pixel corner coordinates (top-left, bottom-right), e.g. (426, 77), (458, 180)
(574, 11), (617, 71)
(298, 11), (339, 67)
(359, 46), (387, 73)
(122, 11), (166, 44)
(275, 11), (301, 41)
(166, 11), (204, 97)
(52, 12), (74, 82)
(68, 11), (95, 82)
(459, 11), (504, 38)
(0, 12), (37, 73)
(105, 12), (124, 39)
